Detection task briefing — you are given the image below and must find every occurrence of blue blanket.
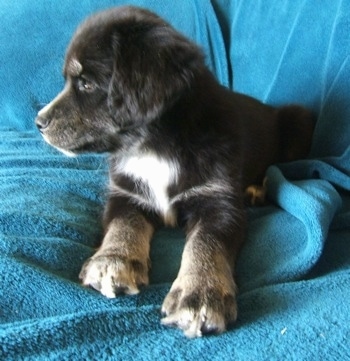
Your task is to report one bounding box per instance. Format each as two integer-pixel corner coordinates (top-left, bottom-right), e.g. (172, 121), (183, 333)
(1, 0), (350, 359)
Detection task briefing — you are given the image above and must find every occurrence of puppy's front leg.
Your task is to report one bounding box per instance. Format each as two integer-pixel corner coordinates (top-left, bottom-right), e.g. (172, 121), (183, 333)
(162, 195), (244, 338)
(79, 197), (154, 297)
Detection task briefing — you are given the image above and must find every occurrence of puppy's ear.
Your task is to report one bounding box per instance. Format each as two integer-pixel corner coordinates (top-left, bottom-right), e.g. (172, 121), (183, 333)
(108, 25), (204, 129)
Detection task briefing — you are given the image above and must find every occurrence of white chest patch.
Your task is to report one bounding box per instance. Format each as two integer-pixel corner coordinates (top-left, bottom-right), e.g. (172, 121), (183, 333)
(115, 153), (179, 226)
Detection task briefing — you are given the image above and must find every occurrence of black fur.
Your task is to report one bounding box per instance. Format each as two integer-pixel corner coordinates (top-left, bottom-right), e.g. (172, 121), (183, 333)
(35, 6), (315, 337)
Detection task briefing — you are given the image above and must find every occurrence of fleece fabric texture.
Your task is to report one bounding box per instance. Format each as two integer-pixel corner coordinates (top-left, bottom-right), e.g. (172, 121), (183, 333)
(1, 0), (349, 359)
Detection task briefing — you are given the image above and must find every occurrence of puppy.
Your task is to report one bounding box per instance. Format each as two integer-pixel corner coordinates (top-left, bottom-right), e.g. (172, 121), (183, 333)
(35, 6), (315, 338)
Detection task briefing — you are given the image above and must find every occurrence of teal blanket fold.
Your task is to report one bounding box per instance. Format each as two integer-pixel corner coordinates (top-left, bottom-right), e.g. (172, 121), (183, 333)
(1, 0), (350, 359)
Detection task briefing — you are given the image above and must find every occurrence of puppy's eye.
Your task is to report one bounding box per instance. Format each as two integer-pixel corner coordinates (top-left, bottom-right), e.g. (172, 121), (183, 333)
(77, 77), (95, 92)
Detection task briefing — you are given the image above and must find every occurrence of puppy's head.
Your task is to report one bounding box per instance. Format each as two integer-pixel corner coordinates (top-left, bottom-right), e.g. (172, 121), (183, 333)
(35, 6), (204, 155)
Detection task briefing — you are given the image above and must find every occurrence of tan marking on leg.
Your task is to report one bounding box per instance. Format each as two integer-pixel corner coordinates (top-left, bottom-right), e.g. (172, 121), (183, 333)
(245, 177), (268, 206)
(161, 222), (237, 338)
(79, 215), (154, 297)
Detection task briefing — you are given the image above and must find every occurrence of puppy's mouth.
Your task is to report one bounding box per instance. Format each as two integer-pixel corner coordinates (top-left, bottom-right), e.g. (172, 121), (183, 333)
(35, 112), (127, 156)
(39, 133), (77, 157)
(41, 129), (121, 156)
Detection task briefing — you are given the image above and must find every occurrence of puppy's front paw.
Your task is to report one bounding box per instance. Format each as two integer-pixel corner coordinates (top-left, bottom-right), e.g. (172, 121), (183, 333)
(79, 255), (149, 298)
(161, 275), (237, 338)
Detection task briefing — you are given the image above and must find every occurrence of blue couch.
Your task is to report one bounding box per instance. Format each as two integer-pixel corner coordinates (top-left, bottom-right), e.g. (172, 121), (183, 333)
(1, 0), (349, 359)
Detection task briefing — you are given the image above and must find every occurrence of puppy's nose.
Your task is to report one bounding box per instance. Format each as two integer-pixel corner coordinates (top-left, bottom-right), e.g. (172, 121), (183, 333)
(35, 116), (51, 132)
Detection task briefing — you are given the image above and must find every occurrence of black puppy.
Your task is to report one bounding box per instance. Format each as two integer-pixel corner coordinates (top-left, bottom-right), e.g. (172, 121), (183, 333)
(35, 6), (314, 338)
